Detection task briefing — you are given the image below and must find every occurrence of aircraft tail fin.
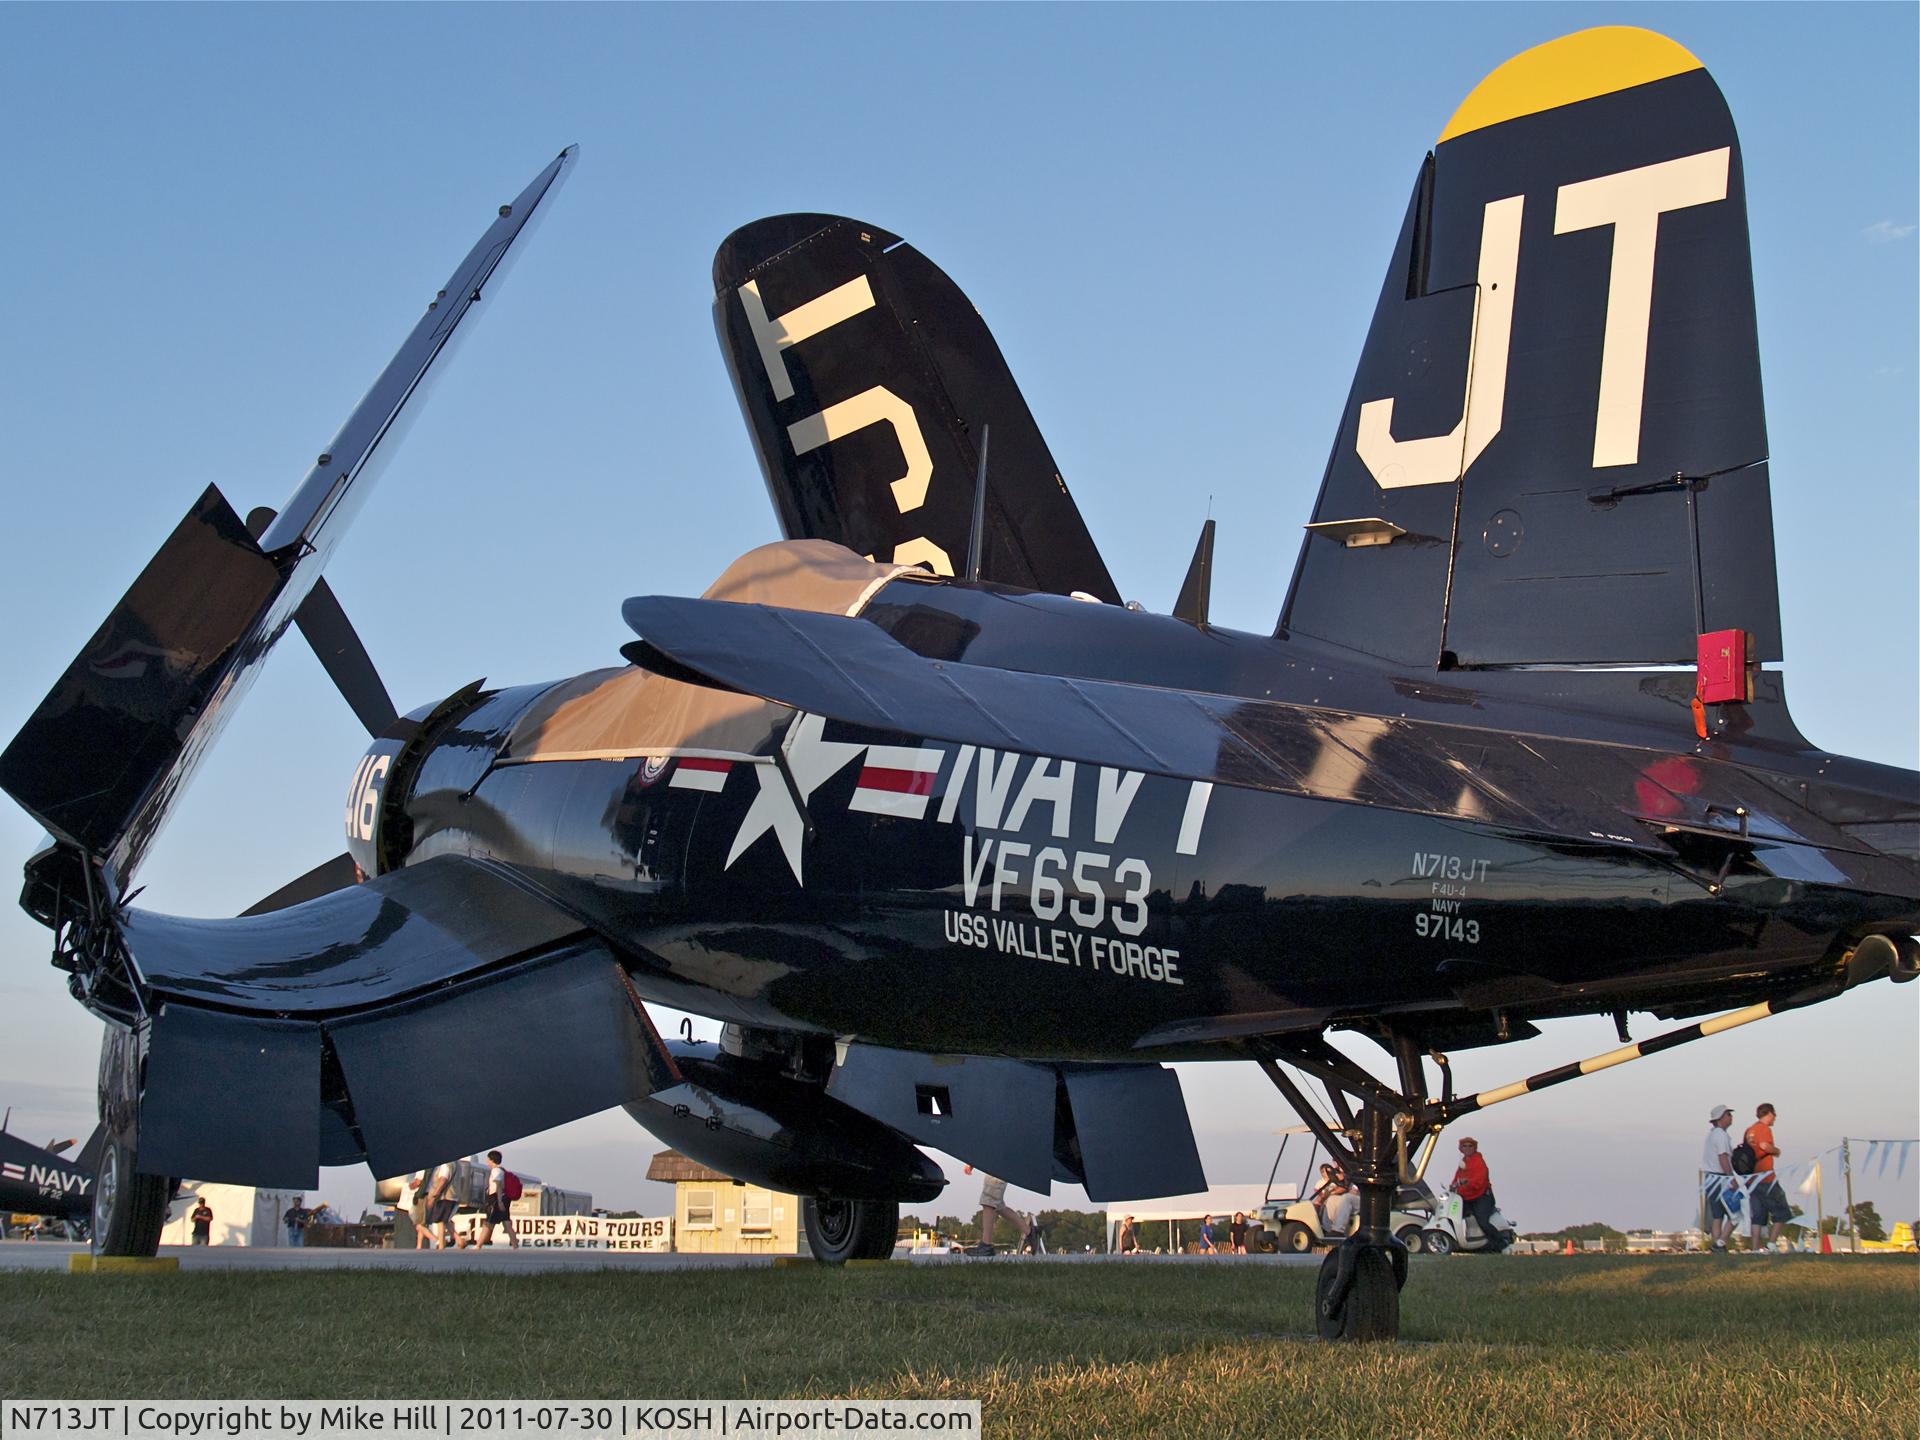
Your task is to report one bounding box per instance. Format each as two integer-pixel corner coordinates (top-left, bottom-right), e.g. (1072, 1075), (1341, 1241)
(1280, 28), (1782, 674)
(74, 1123), (106, 1178)
(713, 214), (1119, 602)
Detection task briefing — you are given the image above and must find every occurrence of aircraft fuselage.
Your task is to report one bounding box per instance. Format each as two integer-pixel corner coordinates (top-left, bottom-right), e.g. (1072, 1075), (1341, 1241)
(348, 569), (1920, 1062)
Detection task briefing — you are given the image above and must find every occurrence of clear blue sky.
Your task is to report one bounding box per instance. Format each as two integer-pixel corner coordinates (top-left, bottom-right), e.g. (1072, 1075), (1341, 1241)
(1, 4), (1913, 1234)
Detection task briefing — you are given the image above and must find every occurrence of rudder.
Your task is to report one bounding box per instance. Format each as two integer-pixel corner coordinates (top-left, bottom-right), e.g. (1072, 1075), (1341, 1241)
(1281, 28), (1781, 672)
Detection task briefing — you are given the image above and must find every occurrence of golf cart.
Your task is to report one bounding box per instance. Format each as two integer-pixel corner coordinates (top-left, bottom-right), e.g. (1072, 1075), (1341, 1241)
(1245, 1127), (1433, 1254)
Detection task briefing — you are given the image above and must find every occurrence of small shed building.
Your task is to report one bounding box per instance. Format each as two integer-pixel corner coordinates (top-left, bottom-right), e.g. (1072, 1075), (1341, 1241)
(645, 1150), (799, 1254)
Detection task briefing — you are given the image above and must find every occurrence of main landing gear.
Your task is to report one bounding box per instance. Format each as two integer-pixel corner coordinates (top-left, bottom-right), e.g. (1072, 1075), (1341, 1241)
(92, 1023), (173, 1257)
(802, 1196), (898, 1262)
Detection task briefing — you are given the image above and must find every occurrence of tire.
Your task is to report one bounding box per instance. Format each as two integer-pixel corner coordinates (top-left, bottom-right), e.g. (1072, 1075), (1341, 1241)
(1397, 1225), (1426, 1255)
(1315, 1246), (1399, 1343)
(1244, 1227), (1277, 1254)
(91, 1136), (169, 1257)
(1281, 1221), (1315, 1254)
(802, 1196), (898, 1263)
(1421, 1228), (1454, 1256)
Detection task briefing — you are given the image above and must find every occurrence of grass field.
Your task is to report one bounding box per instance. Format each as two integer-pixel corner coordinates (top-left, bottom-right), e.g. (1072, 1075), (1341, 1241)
(3, 1257), (1915, 1438)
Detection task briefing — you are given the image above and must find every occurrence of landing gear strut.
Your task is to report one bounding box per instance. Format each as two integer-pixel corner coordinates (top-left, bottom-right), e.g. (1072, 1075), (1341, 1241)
(92, 1023), (171, 1257)
(1253, 1034), (1431, 1343)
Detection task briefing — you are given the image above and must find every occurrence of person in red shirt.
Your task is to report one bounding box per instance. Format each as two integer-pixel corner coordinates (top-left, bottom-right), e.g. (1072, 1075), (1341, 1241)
(1450, 1137), (1508, 1250)
(1743, 1103), (1791, 1250)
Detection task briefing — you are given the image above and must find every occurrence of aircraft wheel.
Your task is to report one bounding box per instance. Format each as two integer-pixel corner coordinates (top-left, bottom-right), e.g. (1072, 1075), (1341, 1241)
(802, 1196), (898, 1263)
(1397, 1224), (1426, 1254)
(91, 1136), (168, 1257)
(1421, 1228), (1453, 1256)
(1315, 1245), (1399, 1342)
(1281, 1221), (1315, 1254)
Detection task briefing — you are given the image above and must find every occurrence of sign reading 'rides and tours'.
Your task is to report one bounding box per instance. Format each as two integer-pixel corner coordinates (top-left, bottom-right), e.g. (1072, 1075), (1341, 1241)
(488, 1215), (671, 1251)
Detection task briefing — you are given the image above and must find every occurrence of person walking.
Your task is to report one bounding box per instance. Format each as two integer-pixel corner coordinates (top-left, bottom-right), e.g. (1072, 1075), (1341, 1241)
(1743, 1103), (1791, 1251)
(964, 1165), (1023, 1252)
(1450, 1137), (1508, 1250)
(1117, 1214), (1139, 1254)
(405, 1170), (435, 1249)
(424, 1160), (459, 1250)
(1702, 1103), (1737, 1251)
(479, 1150), (520, 1250)
(189, 1197), (213, 1246)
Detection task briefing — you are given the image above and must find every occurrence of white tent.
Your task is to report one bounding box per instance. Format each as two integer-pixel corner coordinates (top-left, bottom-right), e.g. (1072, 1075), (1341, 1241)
(1107, 1183), (1283, 1250)
(160, 1183), (302, 1248)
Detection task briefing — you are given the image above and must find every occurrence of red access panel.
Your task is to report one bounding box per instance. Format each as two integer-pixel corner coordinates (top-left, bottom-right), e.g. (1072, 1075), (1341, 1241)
(1696, 629), (1751, 704)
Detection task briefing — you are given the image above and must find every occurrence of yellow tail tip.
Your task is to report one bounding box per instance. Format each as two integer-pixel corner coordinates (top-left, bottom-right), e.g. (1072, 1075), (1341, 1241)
(1439, 27), (1704, 144)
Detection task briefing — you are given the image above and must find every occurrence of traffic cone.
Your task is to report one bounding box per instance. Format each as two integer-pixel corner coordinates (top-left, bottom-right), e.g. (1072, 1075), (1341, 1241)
(1563, 1238), (1575, 1255)
(1819, 1231), (1832, 1254)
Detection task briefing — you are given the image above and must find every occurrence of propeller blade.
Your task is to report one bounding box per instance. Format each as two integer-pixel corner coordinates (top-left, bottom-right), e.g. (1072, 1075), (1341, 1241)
(247, 506), (399, 736)
(241, 851), (362, 917)
(294, 578), (399, 736)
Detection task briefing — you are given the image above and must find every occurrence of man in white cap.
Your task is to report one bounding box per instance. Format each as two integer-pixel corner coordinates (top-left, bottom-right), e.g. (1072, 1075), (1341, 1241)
(1702, 1104), (1736, 1251)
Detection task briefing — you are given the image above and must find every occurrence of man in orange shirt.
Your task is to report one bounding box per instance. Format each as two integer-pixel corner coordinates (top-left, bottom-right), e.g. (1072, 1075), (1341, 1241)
(1450, 1137), (1508, 1251)
(1743, 1103), (1792, 1250)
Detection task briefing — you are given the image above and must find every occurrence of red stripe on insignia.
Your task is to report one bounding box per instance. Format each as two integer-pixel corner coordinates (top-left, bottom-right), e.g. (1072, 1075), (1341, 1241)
(858, 766), (936, 796)
(678, 758), (733, 773)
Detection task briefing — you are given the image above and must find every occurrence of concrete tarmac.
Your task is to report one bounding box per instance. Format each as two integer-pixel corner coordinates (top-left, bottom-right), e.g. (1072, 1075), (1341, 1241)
(0, 1241), (1316, 1274)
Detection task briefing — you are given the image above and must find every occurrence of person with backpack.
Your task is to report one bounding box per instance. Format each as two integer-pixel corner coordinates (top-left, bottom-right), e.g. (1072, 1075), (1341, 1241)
(479, 1149), (521, 1250)
(1702, 1103), (1737, 1251)
(1742, 1104), (1792, 1251)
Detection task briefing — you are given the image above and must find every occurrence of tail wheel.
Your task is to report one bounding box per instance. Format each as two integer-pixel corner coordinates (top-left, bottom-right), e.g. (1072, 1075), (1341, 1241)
(1281, 1221), (1315, 1254)
(1396, 1224), (1426, 1254)
(1315, 1246), (1399, 1342)
(802, 1196), (898, 1263)
(91, 1137), (169, 1257)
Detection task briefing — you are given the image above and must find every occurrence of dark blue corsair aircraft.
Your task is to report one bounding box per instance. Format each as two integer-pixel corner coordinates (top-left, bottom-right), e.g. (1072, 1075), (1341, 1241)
(0, 1115), (100, 1236)
(2, 28), (1913, 1338)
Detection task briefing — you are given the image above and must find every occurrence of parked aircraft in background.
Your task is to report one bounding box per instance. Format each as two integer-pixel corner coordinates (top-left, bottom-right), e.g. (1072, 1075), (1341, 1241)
(0, 29), (1912, 1340)
(0, 1112), (99, 1236)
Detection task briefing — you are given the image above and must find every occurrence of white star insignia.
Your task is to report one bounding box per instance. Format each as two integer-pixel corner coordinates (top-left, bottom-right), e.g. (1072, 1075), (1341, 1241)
(724, 713), (867, 884)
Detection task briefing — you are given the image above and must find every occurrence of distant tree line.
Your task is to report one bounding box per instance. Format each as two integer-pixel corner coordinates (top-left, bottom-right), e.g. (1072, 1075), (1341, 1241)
(907, 1208), (1110, 1252)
